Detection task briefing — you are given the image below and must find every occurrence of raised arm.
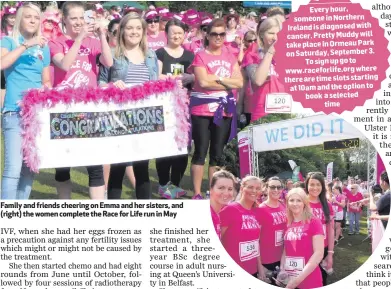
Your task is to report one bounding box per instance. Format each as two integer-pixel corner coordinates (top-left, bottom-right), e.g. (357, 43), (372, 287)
(1, 37), (46, 70)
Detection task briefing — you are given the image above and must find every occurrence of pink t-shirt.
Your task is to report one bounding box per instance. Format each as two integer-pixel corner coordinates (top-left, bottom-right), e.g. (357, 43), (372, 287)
(256, 203), (287, 264)
(220, 202), (260, 274)
(147, 32), (167, 51)
(49, 35), (101, 89)
(284, 218), (323, 289)
(188, 47), (237, 117)
(309, 201), (334, 247)
(332, 194), (345, 213)
(346, 192), (363, 213)
(210, 206), (221, 239)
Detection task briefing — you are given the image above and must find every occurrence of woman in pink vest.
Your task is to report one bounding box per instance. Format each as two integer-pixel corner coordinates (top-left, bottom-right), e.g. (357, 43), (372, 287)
(220, 176), (262, 277)
(305, 172), (335, 286)
(242, 16), (284, 122)
(280, 188), (324, 289)
(256, 176), (287, 285)
(188, 18), (243, 199)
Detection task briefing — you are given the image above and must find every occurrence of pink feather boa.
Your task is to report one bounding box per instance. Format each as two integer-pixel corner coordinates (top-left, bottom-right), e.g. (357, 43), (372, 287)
(19, 79), (190, 173)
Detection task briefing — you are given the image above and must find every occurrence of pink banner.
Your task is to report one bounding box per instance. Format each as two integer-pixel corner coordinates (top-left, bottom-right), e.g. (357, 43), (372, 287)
(377, 153), (386, 184)
(238, 131), (251, 178)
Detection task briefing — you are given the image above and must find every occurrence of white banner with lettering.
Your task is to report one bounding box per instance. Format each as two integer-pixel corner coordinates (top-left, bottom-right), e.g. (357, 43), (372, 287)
(326, 162), (334, 182)
(251, 114), (365, 152)
(23, 82), (189, 171)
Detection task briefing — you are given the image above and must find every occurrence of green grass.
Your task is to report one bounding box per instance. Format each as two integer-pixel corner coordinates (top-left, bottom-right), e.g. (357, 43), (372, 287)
(30, 158), (209, 199)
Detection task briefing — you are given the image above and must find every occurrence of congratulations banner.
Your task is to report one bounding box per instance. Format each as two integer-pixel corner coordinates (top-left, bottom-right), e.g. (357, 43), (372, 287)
(20, 80), (189, 172)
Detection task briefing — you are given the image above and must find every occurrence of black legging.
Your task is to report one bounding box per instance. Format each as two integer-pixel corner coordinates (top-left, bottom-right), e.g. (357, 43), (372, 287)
(156, 154), (188, 186)
(191, 115), (232, 166)
(107, 160), (151, 199)
(55, 166), (104, 187)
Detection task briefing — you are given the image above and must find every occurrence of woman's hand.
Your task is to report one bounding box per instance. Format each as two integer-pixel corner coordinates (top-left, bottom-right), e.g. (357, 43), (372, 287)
(94, 22), (107, 36)
(113, 80), (126, 90)
(267, 40), (276, 55)
(24, 36), (47, 48)
(76, 24), (95, 42)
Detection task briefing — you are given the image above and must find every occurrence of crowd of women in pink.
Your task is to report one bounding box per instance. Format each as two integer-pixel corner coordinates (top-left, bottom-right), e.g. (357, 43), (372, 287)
(209, 171), (343, 289)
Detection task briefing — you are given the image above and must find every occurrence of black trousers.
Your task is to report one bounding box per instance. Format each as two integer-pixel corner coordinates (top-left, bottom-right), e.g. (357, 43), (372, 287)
(107, 160), (151, 199)
(55, 166), (104, 187)
(155, 154), (188, 186)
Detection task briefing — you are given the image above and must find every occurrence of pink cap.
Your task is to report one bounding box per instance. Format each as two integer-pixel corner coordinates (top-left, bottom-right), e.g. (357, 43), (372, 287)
(112, 13), (121, 20)
(173, 14), (184, 22)
(156, 7), (169, 15)
(261, 14), (267, 20)
(200, 12), (213, 26)
(184, 9), (201, 27)
(144, 9), (159, 20)
(95, 4), (104, 13)
(162, 12), (175, 21)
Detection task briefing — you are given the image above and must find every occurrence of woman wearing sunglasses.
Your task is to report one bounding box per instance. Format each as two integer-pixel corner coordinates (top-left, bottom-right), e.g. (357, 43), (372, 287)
(242, 16), (284, 122)
(305, 172), (335, 286)
(49, 1), (113, 199)
(144, 9), (166, 51)
(98, 12), (159, 200)
(280, 188), (324, 289)
(220, 176), (262, 278)
(256, 177), (287, 284)
(188, 18), (243, 200)
(154, 19), (195, 199)
(209, 169), (236, 239)
(1, 3), (50, 199)
(106, 18), (120, 48)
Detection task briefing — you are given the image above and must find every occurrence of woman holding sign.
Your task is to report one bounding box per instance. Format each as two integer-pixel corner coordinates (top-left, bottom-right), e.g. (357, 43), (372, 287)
(155, 19), (195, 199)
(242, 16), (284, 121)
(280, 188), (324, 289)
(1, 3), (51, 199)
(188, 18), (243, 199)
(305, 172), (335, 286)
(98, 12), (159, 199)
(220, 176), (262, 278)
(255, 177), (287, 285)
(49, 1), (113, 199)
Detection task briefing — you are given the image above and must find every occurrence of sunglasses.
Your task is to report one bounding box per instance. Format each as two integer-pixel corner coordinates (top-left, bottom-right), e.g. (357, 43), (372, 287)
(209, 32), (226, 38)
(112, 29), (118, 37)
(201, 26), (208, 32)
(246, 39), (257, 43)
(269, 185), (283, 191)
(146, 18), (159, 24)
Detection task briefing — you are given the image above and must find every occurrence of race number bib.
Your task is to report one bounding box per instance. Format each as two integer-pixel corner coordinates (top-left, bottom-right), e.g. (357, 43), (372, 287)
(208, 102), (219, 112)
(275, 230), (284, 247)
(285, 256), (305, 275)
(323, 224), (327, 240)
(239, 239), (260, 262)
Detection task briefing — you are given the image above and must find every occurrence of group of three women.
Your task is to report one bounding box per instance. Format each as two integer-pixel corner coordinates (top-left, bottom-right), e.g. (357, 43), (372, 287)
(210, 171), (335, 289)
